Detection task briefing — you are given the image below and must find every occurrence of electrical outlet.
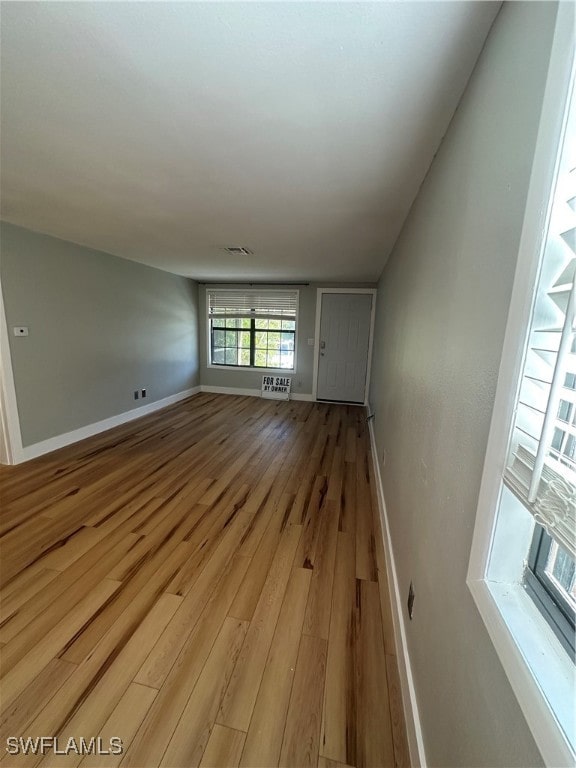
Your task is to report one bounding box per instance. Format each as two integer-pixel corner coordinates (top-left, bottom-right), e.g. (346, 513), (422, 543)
(407, 582), (415, 620)
(141, 388), (147, 398)
(134, 390), (139, 400)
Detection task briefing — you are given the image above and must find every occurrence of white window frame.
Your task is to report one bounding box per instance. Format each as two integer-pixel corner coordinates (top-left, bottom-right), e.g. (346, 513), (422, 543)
(206, 288), (300, 374)
(467, 6), (575, 766)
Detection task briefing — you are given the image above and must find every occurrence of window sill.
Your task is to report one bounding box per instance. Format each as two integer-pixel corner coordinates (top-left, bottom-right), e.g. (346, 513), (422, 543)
(467, 576), (575, 767)
(207, 363), (296, 374)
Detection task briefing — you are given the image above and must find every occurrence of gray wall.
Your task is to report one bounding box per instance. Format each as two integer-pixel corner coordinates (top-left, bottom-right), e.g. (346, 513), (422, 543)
(199, 283), (375, 395)
(368, 3), (556, 767)
(1, 222), (200, 446)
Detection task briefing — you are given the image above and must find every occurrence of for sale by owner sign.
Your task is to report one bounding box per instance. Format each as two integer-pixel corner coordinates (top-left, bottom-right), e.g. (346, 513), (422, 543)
(261, 375), (291, 400)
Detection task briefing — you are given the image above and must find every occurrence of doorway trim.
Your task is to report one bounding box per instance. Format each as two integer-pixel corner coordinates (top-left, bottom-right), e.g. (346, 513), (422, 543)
(312, 288), (377, 405)
(0, 284), (24, 464)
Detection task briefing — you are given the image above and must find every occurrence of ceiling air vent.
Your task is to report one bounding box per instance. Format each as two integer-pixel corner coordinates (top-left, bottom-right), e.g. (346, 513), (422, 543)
(224, 246), (253, 256)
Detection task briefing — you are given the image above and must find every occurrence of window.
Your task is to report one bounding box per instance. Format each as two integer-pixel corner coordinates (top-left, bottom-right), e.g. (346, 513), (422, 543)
(207, 289), (298, 371)
(467, 14), (575, 764)
(526, 527), (576, 655)
(503, 97), (576, 654)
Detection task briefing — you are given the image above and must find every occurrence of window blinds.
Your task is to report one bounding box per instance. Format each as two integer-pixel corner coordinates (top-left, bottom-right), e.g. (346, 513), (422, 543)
(504, 104), (576, 559)
(207, 289), (298, 320)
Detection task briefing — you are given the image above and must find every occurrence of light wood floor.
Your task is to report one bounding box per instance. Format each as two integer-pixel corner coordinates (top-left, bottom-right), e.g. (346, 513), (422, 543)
(0, 393), (409, 768)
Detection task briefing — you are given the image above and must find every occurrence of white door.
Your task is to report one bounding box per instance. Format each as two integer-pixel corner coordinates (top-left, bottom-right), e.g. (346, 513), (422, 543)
(317, 293), (373, 403)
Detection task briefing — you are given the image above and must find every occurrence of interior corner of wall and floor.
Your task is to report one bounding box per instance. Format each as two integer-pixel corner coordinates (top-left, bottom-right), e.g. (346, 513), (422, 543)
(0, 2), (561, 767)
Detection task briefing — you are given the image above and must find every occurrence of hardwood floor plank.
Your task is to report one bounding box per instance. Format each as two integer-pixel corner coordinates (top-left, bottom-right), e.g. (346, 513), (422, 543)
(37, 593), (182, 768)
(0, 602), (177, 767)
(0, 395), (409, 768)
(344, 426), (357, 464)
(326, 447), (345, 503)
(0, 658), (77, 748)
(320, 435), (338, 477)
(127, 497), (181, 538)
(294, 475), (328, 569)
(0, 532), (140, 650)
(369, 458), (396, 657)
(59, 539), (191, 665)
(0, 569), (60, 624)
(198, 433), (272, 508)
(165, 484), (251, 597)
(134, 542), (250, 691)
(240, 567), (311, 768)
(1, 579), (121, 709)
(376, 548), (396, 657)
(122, 554), (251, 767)
(239, 454), (287, 518)
(288, 456), (322, 526)
(303, 499), (339, 640)
(0, 562), (46, 601)
(354, 445), (377, 582)
(35, 528), (105, 573)
(355, 580), (395, 768)
(235, 486), (287, 561)
(160, 617), (248, 768)
(279, 634), (327, 768)
(1, 513), (84, 583)
(0, 485), (81, 536)
(338, 461), (356, 535)
(385, 654), (411, 768)
(229, 492), (293, 622)
(217, 523), (302, 733)
(320, 532), (357, 765)
(200, 724), (246, 768)
(78, 683), (158, 768)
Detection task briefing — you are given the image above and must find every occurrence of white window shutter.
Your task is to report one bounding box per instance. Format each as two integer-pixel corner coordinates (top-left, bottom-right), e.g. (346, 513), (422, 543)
(504, 111), (576, 558)
(207, 289), (298, 319)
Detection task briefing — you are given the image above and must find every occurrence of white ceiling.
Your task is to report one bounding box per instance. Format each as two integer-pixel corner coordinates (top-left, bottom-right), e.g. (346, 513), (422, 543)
(1, 2), (500, 283)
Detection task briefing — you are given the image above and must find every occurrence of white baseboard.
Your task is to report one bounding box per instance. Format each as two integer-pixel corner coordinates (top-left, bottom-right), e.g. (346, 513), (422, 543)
(14, 386), (201, 464)
(367, 418), (427, 768)
(200, 385), (314, 402)
(291, 393), (314, 402)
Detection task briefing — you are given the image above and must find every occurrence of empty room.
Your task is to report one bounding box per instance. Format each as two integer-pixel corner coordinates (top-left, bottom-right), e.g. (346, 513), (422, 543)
(0, 2), (574, 767)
